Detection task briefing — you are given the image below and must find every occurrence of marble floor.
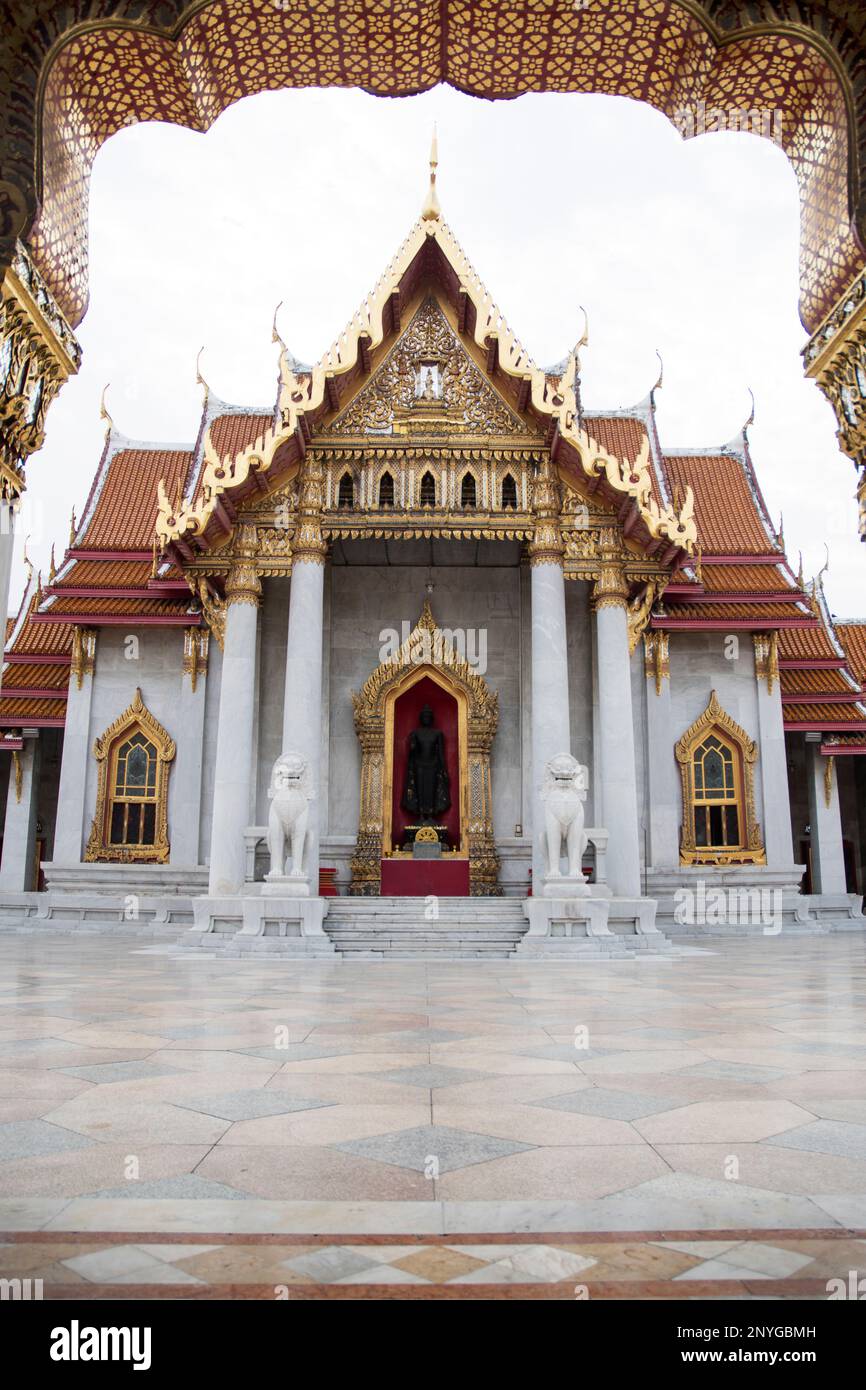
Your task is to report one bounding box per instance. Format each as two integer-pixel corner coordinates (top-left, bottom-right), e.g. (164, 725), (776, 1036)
(0, 930), (864, 1299)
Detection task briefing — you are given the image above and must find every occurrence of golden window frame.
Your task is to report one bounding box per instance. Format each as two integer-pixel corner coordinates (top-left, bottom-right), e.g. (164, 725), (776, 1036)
(674, 690), (765, 866)
(85, 688), (176, 863)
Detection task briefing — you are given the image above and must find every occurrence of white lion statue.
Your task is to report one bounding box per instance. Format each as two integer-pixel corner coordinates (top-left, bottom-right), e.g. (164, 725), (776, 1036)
(266, 752), (315, 880)
(541, 753), (588, 879)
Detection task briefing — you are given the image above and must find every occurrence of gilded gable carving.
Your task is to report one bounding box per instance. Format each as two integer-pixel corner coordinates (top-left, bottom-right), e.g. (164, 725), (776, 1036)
(328, 297), (529, 438)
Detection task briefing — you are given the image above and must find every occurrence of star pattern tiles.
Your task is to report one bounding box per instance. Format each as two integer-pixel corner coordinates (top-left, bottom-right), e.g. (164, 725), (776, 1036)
(0, 931), (865, 1299)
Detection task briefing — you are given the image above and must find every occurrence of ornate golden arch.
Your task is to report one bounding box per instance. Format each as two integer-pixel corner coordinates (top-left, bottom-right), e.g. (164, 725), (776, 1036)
(674, 690), (765, 866)
(85, 688), (176, 863)
(350, 602), (500, 895)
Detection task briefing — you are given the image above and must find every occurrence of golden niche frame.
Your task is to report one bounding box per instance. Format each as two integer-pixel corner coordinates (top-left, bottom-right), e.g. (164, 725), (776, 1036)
(674, 690), (766, 866)
(349, 602), (500, 896)
(84, 688), (176, 864)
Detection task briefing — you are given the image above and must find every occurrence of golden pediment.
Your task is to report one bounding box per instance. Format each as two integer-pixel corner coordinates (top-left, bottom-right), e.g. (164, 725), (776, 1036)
(328, 297), (530, 439)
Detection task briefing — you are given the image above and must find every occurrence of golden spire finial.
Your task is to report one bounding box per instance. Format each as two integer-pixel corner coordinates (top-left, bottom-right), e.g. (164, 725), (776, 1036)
(22, 534), (32, 586)
(796, 550), (804, 588)
(69, 506), (77, 549)
(421, 126), (440, 222)
(48, 543), (56, 584)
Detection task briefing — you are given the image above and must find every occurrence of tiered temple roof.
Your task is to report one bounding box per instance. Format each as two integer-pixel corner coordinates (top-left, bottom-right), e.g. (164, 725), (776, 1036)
(2, 183), (863, 750)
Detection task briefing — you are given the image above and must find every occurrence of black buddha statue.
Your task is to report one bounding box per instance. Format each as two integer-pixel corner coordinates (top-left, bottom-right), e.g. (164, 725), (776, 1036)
(402, 704), (450, 823)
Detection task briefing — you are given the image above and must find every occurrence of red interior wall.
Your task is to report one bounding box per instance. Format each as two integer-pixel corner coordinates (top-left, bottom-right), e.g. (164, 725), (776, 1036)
(390, 674), (461, 851)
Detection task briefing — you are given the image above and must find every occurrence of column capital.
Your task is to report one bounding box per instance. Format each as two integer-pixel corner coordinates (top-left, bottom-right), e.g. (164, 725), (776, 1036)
(225, 560), (261, 607)
(293, 451), (328, 565)
(528, 453), (564, 566)
(592, 558), (629, 611)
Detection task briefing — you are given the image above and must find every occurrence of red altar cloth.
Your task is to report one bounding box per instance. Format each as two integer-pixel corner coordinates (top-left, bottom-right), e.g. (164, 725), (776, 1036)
(380, 858), (470, 897)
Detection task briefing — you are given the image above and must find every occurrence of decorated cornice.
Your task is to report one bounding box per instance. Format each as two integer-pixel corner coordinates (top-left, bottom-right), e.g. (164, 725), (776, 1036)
(154, 215), (697, 557)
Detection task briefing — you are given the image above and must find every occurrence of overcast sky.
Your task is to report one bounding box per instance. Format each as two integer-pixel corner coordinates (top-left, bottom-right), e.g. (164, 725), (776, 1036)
(15, 85), (863, 615)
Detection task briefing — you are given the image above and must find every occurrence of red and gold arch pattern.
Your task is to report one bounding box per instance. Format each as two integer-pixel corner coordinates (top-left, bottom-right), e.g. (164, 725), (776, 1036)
(0, 0), (862, 331)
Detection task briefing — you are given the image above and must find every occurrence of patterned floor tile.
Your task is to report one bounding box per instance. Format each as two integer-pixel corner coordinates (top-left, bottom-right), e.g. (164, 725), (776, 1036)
(377, 1065), (493, 1089)
(529, 1088), (679, 1120)
(0, 1119), (95, 1161)
(174, 1089), (334, 1121)
(333, 1123), (534, 1173)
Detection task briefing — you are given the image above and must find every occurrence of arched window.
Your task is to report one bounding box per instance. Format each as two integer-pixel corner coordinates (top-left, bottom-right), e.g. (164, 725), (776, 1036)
(501, 473), (518, 509)
(378, 471), (394, 508)
(337, 472), (354, 508)
(460, 474), (477, 508)
(675, 691), (764, 865)
(419, 471), (436, 507)
(85, 689), (175, 863)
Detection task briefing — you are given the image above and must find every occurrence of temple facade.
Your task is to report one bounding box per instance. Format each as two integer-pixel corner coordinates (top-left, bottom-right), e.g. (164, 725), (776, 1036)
(0, 181), (863, 949)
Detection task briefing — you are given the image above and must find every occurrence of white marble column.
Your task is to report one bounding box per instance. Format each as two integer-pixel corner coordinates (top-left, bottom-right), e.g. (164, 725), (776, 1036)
(593, 561), (642, 898)
(207, 564), (260, 896)
(806, 739), (847, 893)
(282, 556), (326, 893)
(0, 734), (41, 890)
(753, 635), (796, 868)
(170, 629), (209, 867)
(529, 558), (571, 889)
(643, 632), (679, 868)
(52, 628), (97, 864)
(0, 499), (16, 699)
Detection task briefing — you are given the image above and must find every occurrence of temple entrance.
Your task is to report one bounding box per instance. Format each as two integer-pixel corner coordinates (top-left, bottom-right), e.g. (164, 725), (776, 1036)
(350, 602), (499, 897)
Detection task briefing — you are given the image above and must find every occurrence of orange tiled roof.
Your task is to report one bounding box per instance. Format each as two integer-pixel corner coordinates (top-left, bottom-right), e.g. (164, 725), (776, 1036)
(585, 415), (664, 508)
(700, 564), (790, 593)
(81, 448), (191, 550)
(837, 623), (866, 685)
(54, 559), (153, 588)
(778, 626), (841, 662)
(38, 595), (189, 619)
(0, 697), (66, 721)
(780, 667), (856, 695)
(664, 454), (775, 555)
(666, 601), (806, 621)
(783, 702), (866, 724)
(1, 662), (70, 690)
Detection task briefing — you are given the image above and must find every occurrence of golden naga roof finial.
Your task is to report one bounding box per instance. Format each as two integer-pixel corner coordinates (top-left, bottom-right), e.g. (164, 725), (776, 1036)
(652, 349), (664, 394)
(48, 543), (56, 584)
(777, 510), (785, 551)
(68, 506), (77, 549)
(796, 550), (804, 588)
(573, 304), (589, 370)
(421, 126), (441, 223)
(272, 301), (286, 351)
(99, 383), (114, 436)
(745, 387), (756, 431)
(22, 534), (32, 586)
(195, 346), (210, 408)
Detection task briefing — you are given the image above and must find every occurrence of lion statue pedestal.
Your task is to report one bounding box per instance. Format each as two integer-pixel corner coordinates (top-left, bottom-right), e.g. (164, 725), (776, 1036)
(540, 752), (591, 899)
(262, 751), (315, 898)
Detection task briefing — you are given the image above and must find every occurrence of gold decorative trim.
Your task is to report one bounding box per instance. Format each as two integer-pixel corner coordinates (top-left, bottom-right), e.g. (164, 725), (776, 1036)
(182, 628), (209, 693)
(350, 601), (499, 896)
(84, 688), (176, 864)
(70, 626), (96, 690)
(12, 749), (22, 803)
(753, 631), (779, 694)
(643, 631), (670, 695)
(674, 690), (765, 866)
(824, 753), (835, 809)
(628, 582), (657, 654)
(592, 532), (630, 611)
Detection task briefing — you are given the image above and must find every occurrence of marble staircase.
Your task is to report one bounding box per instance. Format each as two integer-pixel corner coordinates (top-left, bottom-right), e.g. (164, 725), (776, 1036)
(324, 896), (529, 959)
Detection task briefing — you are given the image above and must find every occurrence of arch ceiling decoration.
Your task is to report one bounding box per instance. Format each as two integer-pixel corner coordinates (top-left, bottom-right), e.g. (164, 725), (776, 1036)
(1, 2), (865, 538)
